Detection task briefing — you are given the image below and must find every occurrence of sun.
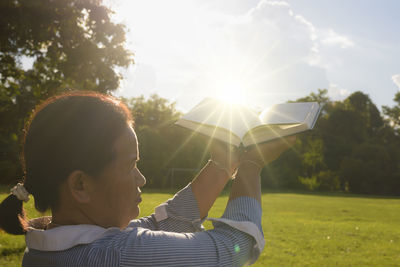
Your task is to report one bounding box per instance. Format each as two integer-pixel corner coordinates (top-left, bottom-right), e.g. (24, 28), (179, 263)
(215, 79), (249, 105)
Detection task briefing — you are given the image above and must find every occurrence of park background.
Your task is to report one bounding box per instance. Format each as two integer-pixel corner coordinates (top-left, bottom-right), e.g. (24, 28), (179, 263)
(0, 0), (399, 265)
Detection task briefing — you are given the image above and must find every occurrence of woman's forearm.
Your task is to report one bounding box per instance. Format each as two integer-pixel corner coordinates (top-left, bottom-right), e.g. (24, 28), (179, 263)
(191, 160), (232, 219)
(228, 162), (262, 204)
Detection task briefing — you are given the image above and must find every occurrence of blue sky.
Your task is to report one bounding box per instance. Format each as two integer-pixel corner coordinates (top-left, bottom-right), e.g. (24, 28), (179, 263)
(108, 0), (400, 112)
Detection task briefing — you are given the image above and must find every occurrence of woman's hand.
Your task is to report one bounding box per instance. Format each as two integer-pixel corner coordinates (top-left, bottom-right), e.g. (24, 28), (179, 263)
(228, 136), (297, 203)
(239, 135), (297, 172)
(191, 139), (240, 219)
(209, 139), (240, 175)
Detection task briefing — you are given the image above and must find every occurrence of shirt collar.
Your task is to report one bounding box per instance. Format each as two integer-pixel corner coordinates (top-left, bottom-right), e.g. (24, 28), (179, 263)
(26, 218), (121, 251)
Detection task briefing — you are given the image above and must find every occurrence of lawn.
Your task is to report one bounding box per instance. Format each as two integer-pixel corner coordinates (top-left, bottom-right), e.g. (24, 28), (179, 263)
(1, 186), (399, 266)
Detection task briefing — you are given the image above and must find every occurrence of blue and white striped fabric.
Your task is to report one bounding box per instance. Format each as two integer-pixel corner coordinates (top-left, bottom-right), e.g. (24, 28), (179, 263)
(23, 184), (264, 266)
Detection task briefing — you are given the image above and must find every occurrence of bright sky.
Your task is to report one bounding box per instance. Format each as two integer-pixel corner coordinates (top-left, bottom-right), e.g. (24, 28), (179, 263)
(107, 0), (400, 112)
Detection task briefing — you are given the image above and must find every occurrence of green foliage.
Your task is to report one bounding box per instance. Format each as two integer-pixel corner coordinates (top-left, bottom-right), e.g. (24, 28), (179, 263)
(345, 91), (383, 132)
(0, 0), (132, 94)
(383, 91), (400, 135)
(122, 95), (207, 188)
(298, 175), (321, 191)
(316, 170), (340, 191)
(262, 148), (303, 189)
(341, 144), (392, 194)
(0, 0), (133, 184)
(262, 89), (400, 195)
(119, 89), (400, 195)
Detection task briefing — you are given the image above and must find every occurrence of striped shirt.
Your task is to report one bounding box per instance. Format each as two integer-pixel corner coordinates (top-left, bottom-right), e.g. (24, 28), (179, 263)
(23, 184), (264, 266)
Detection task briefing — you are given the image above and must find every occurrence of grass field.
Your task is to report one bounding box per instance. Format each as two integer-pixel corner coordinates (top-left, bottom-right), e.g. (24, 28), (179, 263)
(1, 186), (399, 266)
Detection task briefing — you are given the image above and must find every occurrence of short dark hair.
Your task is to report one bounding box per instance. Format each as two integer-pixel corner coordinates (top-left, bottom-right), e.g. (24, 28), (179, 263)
(0, 91), (132, 234)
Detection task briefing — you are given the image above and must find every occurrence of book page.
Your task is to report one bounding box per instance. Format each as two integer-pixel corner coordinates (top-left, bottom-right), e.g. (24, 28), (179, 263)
(180, 98), (262, 138)
(260, 102), (318, 125)
(242, 123), (307, 147)
(175, 119), (242, 146)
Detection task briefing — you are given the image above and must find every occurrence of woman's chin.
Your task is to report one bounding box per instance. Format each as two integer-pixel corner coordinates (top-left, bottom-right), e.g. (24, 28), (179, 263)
(131, 206), (140, 220)
(136, 207), (140, 218)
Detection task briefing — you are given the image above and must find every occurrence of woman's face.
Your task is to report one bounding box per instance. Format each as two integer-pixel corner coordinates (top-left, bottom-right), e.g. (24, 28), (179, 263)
(89, 126), (146, 228)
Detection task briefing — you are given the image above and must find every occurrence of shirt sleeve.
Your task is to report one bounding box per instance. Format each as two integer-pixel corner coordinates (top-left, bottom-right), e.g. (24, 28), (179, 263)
(118, 196), (263, 266)
(127, 184), (206, 233)
(208, 197), (264, 264)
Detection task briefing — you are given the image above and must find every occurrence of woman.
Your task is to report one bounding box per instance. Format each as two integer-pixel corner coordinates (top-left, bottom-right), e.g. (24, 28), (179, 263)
(0, 91), (295, 266)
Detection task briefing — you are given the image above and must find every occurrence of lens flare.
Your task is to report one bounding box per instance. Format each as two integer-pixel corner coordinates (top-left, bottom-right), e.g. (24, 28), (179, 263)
(215, 80), (248, 105)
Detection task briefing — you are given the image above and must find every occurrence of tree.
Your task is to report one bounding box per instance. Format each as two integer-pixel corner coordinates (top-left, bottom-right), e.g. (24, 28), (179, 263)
(340, 143), (391, 194)
(0, 0), (132, 94)
(0, 0), (133, 184)
(344, 91), (383, 134)
(269, 89), (395, 194)
(123, 95), (207, 188)
(262, 147), (303, 190)
(262, 89), (332, 190)
(383, 91), (400, 134)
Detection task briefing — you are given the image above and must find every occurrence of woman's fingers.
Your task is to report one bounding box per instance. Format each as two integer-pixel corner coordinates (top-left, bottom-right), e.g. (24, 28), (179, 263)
(207, 135), (297, 171)
(268, 135), (297, 151)
(209, 139), (240, 171)
(241, 135), (297, 166)
(262, 135), (296, 151)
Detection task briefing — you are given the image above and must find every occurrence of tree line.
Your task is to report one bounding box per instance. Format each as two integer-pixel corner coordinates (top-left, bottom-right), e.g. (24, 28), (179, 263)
(120, 90), (400, 195)
(265, 89), (400, 195)
(3, 87), (400, 195)
(1, 0), (399, 195)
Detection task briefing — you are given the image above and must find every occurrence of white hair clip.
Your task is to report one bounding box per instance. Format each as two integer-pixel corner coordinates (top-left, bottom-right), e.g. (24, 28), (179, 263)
(10, 183), (30, 202)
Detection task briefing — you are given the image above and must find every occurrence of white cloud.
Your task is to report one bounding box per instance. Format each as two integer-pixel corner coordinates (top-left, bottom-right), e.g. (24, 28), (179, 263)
(392, 74), (400, 89)
(118, 64), (157, 97)
(111, 0), (358, 109)
(321, 29), (354, 49)
(328, 83), (350, 100)
(202, 0), (363, 103)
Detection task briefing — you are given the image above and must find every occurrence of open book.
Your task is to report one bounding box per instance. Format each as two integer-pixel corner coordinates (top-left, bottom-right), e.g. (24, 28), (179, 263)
(175, 98), (321, 147)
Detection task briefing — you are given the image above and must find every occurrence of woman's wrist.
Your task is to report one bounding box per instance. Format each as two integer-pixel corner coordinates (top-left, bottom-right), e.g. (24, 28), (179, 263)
(208, 158), (237, 179)
(237, 159), (263, 175)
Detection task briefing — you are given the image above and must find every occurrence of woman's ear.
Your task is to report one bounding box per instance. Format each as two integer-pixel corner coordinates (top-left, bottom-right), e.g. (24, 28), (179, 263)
(66, 170), (92, 204)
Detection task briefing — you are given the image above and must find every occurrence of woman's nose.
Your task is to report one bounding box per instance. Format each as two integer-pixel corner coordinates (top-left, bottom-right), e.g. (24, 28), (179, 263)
(136, 169), (146, 187)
